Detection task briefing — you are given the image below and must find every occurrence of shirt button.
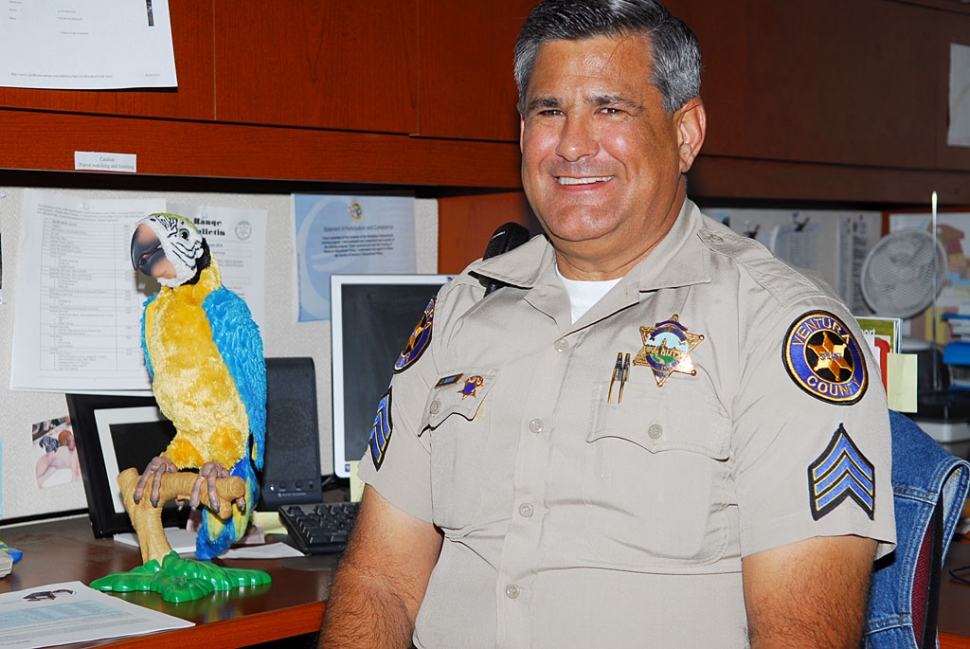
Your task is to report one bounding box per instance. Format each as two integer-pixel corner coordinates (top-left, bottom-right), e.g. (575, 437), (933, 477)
(519, 503), (534, 518)
(430, 400), (441, 415)
(554, 338), (569, 353)
(505, 584), (521, 600)
(529, 418), (544, 434)
(648, 424), (663, 439)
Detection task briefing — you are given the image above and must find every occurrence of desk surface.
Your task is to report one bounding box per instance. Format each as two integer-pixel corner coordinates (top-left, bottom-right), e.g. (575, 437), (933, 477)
(940, 539), (970, 649)
(5, 515), (970, 647)
(0, 515), (333, 648)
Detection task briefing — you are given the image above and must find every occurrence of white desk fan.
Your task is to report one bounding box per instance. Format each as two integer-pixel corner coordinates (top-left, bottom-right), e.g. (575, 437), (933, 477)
(860, 228), (946, 321)
(859, 204), (970, 451)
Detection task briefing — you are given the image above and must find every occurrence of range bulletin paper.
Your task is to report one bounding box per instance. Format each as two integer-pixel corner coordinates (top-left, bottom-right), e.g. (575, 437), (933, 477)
(10, 189), (267, 395)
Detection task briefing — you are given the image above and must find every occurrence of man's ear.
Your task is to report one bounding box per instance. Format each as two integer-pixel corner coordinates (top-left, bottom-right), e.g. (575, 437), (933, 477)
(519, 115), (526, 153)
(676, 98), (706, 173)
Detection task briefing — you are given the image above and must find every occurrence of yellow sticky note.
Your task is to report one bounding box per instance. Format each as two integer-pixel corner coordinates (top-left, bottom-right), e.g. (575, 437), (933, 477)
(349, 460), (364, 503)
(886, 352), (918, 413)
(252, 510), (286, 535)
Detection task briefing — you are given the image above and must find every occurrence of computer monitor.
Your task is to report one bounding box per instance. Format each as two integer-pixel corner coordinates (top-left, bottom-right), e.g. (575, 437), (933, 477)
(330, 273), (454, 479)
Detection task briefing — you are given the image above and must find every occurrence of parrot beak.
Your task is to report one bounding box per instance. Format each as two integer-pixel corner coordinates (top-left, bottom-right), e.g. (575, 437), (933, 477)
(131, 221), (171, 278)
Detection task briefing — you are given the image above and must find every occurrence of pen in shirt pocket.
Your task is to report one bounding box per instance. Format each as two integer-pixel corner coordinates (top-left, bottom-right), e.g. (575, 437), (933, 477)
(618, 353), (631, 403)
(607, 352), (631, 403)
(607, 352), (622, 403)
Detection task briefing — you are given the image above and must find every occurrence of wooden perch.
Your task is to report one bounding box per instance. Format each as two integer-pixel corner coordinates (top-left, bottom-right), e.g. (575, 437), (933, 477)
(117, 467), (246, 565)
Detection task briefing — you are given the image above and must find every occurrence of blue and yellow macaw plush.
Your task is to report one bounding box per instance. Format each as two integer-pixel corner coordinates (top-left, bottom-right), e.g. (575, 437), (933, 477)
(130, 213), (265, 560)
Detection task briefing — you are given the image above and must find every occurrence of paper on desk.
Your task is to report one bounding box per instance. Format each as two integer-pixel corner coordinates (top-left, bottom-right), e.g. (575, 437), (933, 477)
(220, 542), (306, 559)
(11, 190), (267, 394)
(0, 580), (192, 649)
(114, 528), (197, 555)
(0, 1), (177, 90)
(349, 460), (364, 503)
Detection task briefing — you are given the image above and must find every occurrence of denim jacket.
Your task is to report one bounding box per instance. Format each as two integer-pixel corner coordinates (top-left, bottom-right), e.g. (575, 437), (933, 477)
(863, 410), (970, 648)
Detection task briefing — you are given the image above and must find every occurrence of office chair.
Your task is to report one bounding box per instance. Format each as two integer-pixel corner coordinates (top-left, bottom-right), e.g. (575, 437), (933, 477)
(863, 410), (970, 649)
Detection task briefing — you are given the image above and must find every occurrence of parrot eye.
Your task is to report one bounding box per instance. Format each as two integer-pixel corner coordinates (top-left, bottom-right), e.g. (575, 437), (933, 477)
(179, 229), (189, 239)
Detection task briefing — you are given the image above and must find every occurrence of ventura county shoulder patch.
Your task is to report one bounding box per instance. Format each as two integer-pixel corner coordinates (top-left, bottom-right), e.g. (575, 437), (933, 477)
(368, 389), (393, 471)
(808, 424), (875, 520)
(783, 311), (867, 405)
(394, 298), (435, 373)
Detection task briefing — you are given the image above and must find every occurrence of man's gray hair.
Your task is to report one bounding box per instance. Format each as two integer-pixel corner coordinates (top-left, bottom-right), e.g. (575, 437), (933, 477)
(514, 0), (701, 114)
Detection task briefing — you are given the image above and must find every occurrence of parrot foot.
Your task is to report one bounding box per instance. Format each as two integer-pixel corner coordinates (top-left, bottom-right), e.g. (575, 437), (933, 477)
(117, 468), (246, 565)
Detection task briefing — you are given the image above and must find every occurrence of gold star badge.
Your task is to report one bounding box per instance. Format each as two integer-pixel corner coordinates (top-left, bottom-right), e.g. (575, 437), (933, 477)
(807, 332), (852, 381)
(633, 314), (705, 387)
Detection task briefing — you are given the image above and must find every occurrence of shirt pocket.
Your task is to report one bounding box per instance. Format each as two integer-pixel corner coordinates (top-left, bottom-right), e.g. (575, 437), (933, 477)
(583, 378), (732, 568)
(422, 370), (496, 534)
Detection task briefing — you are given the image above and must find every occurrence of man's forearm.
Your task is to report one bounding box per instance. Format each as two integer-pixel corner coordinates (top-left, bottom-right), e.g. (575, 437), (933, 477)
(318, 486), (441, 649)
(319, 558), (416, 649)
(743, 535), (877, 649)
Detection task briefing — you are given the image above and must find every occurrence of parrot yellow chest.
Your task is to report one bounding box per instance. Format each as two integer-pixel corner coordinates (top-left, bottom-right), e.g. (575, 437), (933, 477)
(144, 265), (249, 470)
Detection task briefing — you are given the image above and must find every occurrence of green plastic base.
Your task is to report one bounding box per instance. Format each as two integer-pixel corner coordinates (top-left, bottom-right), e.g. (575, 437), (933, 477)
(90, 552), (272, 603)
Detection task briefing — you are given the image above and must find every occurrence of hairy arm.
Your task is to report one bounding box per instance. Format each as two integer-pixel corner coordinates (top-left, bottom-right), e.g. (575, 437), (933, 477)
(742, 535), (877, 649)
(319, 485), (443, 649)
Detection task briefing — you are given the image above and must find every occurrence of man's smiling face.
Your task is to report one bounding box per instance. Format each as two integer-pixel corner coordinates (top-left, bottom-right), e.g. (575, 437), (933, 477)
(519, 33), (703, 279)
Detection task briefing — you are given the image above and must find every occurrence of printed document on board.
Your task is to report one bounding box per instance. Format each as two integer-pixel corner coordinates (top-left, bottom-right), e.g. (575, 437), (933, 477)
(10, 190), (266, 394)
(0, 0), (177, 90)
(294, 194), (416, 322)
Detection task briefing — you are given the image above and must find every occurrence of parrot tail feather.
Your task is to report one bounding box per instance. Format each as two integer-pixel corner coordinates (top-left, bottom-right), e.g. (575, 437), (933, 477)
(195, 459), (259, 561)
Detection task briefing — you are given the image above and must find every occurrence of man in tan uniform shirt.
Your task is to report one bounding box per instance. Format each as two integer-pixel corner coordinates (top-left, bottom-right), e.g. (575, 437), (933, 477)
(320, 1), (896, 647)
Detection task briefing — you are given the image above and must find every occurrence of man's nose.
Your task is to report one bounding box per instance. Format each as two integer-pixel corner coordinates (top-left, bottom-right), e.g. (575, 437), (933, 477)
(555, 114), (598, 162)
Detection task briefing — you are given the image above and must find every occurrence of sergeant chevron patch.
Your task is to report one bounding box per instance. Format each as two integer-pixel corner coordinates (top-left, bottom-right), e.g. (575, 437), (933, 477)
(808, 424), (875, 520)
(369, 389), (393, 471)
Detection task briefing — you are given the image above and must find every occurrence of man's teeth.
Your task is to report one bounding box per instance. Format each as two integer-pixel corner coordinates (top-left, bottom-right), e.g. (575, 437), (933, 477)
(557, 176), (613, 185)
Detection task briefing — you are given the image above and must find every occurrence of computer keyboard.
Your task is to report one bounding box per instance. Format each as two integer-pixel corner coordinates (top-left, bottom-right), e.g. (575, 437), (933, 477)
(278, 501), (360, 554)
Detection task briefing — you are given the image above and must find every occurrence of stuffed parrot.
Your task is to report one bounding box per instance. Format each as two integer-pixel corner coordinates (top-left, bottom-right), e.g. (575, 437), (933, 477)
(129, 213), (265, 560)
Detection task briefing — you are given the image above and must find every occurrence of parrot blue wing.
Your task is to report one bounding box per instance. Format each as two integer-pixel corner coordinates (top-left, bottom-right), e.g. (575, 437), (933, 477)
(203, 286), (266, 470)
(140, 294), (158, 379)
(193, 286), (265, 561)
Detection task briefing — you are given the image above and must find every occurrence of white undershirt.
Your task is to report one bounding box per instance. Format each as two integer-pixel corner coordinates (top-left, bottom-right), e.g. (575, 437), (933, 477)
(556, 264), (622, 323)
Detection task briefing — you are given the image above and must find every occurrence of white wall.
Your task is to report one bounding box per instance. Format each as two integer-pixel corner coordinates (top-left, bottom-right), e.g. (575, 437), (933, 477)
(0, 187), (437, 521)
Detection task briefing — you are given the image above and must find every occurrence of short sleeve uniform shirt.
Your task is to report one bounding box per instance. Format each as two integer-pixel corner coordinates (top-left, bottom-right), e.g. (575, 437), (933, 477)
(358, 200), (896, 649)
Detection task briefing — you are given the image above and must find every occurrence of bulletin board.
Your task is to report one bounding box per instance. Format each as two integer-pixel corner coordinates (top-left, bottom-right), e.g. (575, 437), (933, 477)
(0, 187), (438, 522)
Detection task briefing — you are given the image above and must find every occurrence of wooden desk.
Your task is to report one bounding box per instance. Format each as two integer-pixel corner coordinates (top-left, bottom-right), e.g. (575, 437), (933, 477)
(940, 540), (970, 649)
(9, 514), (970, 647)
(0, 515), (333, 648)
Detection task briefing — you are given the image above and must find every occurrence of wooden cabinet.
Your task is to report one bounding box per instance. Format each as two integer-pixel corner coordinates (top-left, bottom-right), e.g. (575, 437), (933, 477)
(666, 0), (970, 205)
(0, 0), (214, 121)
(4, 0), (970, 206)
(213, 1), (418, 134)
(416, 0), (534, 142)
(438, 192), (538, 273)
(670, 0), (940, 171)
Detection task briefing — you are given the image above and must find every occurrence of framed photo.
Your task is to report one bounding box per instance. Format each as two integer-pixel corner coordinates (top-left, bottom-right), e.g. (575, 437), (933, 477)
(65, 393), (189, 538)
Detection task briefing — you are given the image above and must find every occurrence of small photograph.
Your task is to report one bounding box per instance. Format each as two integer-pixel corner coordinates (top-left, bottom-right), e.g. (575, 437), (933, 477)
(33, 416), (81, 489)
